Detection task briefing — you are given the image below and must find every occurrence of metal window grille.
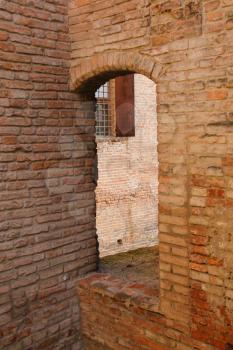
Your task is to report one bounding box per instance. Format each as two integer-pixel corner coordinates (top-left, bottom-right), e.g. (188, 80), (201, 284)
(95, 82), (112, 136)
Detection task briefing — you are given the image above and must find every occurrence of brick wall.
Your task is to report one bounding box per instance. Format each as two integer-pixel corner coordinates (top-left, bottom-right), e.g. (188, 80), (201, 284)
(96, 74), (158, 257)
(78, 273), (211, 350)
(1, 0), (233, 349)
(70, 0), (233, 349)
(0, 1), (97, 349)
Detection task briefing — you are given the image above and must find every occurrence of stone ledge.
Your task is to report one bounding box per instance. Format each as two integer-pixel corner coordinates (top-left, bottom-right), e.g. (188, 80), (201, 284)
(77, 272), (160, 313)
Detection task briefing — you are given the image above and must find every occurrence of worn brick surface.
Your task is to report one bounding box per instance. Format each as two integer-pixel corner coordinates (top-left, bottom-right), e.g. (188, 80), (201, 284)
(78, 273), (209, 350)
(0, 1), (97, 349)
(1, 0), (233, 349)
(69, 0), (233, 349)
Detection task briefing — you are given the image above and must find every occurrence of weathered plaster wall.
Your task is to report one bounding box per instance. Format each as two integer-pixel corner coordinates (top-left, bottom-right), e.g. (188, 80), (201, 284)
(96, 74), (158, 257)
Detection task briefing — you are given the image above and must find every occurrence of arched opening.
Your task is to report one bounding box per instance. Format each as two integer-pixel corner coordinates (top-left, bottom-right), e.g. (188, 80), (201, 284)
(92, 73), (159, 291)
(75, 57), (191, 349)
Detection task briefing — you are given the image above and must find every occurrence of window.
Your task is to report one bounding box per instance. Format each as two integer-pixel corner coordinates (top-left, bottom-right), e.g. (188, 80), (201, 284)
(95, 82), (113, 137)
(95, 74), (135, 138)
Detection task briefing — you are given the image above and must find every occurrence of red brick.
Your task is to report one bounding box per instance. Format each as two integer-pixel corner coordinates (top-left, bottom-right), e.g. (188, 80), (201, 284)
(1, 0), (233, 349)
(207, 89), (228, 100)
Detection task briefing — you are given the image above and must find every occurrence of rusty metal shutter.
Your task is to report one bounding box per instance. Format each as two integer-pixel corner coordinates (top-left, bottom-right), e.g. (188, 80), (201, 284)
(115, 74), (135, 137)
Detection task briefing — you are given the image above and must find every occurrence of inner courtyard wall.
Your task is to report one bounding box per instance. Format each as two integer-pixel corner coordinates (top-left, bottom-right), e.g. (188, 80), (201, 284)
(96, 74), (158, 257)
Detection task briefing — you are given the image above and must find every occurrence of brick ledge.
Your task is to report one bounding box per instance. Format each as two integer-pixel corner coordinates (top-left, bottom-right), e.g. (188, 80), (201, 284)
(77, 272), (160, 313)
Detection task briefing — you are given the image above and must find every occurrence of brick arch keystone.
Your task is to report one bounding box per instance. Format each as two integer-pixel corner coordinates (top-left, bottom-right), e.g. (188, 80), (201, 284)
(70, 52), (163, 94)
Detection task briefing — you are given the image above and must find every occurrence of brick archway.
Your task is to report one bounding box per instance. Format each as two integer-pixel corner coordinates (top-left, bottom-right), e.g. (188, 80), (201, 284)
(71, 52), (166, 306)
(70, 52), (163, 94)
